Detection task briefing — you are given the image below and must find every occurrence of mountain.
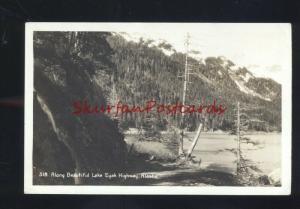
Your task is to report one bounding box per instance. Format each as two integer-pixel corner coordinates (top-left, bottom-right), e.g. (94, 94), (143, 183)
(115, 32), (281, 102)
(104, 33), (281, 132)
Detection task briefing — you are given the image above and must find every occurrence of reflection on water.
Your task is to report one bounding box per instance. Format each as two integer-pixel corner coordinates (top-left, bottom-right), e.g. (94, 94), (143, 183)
(183, 132), (281, 175)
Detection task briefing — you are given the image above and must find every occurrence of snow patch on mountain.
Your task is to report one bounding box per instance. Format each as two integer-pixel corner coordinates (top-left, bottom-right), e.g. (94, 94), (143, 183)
(230, 65), (240, 71)
(117, 32), (175, 56)
(242, 72), (254, 82)
(219, 56), (230, 69)
(118, 32), (141, 42)
(229, 72), (271, 101)
(217, 70), (223, 77)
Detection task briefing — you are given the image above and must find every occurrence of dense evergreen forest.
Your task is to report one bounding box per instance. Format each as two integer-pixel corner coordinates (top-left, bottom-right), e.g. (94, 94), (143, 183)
(103, 34), (281, 132)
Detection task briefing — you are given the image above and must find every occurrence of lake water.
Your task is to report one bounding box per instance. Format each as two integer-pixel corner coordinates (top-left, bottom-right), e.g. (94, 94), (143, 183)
(183, 132), (281, 175)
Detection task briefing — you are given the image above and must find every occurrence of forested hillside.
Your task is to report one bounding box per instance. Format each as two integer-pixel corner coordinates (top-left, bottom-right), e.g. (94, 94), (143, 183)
(103, 33), (281, 132)
(33, 32), (127, 184)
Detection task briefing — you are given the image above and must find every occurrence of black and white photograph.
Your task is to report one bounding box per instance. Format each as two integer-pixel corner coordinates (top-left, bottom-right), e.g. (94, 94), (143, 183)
(24, 23), (291, 195)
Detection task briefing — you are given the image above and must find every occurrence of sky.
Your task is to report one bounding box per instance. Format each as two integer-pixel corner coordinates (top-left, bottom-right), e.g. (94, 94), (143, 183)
(113, 23), (291, 84)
